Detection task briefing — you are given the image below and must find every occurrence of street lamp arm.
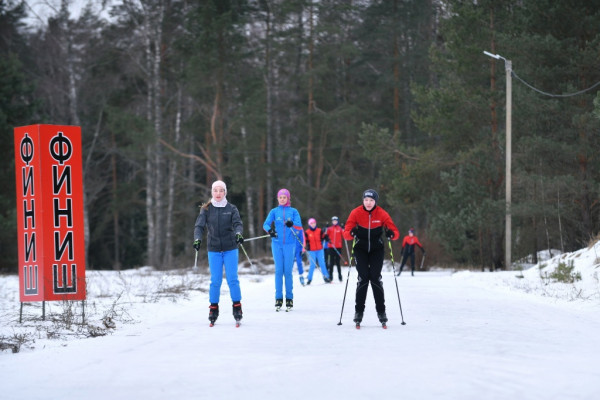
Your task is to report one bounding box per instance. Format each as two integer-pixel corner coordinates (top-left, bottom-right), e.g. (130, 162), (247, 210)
(483, 50), (505, 61)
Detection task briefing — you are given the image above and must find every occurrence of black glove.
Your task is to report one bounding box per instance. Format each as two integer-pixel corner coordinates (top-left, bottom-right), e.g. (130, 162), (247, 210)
(236, 234), (244, 244)
(193, 239), (201, 251)
(350, 227), (358, 237)
(385, 229), (394, 239)
(268, 228), (277, 238)
(323, 234), (330, 242)
(285, 220), (293, 228)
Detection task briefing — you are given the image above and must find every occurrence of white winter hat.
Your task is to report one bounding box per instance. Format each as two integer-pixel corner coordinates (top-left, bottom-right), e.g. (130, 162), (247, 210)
(212, 180), (227, 193)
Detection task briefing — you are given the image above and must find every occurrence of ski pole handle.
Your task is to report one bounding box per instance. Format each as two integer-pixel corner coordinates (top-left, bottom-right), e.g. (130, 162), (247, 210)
(193, 250), (199, 272)
(244, 234), (271, 242)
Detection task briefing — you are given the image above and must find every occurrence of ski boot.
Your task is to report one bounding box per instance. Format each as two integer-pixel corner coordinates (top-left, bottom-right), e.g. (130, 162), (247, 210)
(378, 312), (388, 329)
(306, 279), (312, 285)
(275, 298), (283, 312)
(208, 303), (219, 326)
(285, 299), (293, 312)
(299, 276), (305, 286)
(353, 311), (363, 329)
(233, 301), (243, 327)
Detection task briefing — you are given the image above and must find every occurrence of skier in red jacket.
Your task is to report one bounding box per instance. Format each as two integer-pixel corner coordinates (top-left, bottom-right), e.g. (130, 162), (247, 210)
(326, 216), (344, 282)
(343, 189), (400, 326)
(396, 228), (425, 276)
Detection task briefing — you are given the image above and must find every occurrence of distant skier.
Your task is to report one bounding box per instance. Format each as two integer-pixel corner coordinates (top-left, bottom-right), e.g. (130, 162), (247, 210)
(193, 180), (244, 326)
(326, 216), (344, 282)
(263, 188), (303, 311)
(343, 189), (400, 327)
(396, 228), (425, 277)
(305, 218), (332, 285)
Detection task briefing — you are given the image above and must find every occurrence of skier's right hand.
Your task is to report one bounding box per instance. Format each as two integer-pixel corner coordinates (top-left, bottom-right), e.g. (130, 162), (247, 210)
(285, 220), (293, 228)
(268, 228), (277, 238)
(193, 239), (201, 251)
(350, 227), (358, 237)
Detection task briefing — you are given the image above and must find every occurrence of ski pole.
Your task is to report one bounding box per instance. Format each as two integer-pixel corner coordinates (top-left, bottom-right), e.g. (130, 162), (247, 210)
(337, 239), (355, 325)
(239, 243), (258, 274)
(388, 240), (407, 325)
(244, 234), (271, 242)
(193, 250), (199, 272)
(420, 254), (426, 270)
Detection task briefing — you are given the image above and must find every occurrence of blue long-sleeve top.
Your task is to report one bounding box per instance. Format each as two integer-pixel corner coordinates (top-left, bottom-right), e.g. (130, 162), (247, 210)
(263, 205), (303, 246)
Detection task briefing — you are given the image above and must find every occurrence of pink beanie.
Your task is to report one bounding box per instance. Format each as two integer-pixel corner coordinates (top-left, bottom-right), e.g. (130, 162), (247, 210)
(308, 218), (316, 225)
(277, 188), (291, 206)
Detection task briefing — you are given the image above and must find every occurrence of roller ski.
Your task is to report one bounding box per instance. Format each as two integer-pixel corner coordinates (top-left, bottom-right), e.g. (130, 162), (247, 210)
(285, 299), (293, 312)
(275, 299), (283, 312)
(233, 302), (243, 328)
(353, 311), (363, 330)
(378, 312), (388, 329)
(208, 303), (219, 327)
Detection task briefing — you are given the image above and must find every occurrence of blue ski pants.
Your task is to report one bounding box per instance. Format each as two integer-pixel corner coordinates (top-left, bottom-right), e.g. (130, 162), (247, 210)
(208, 249), (241, 304)
(294, 244), (305, 275)
(272, 243), (295, 300)
(307, 249), (330, 281)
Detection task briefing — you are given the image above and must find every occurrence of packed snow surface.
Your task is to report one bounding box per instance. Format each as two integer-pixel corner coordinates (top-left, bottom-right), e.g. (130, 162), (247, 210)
(1, 243), (599, 400)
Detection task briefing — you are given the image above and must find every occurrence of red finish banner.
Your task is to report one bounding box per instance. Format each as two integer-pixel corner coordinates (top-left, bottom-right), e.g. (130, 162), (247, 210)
(14, 125), (86, 302)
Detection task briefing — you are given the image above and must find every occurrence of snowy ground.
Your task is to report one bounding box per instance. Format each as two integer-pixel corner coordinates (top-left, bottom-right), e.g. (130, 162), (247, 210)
(1, 243), (600, 400)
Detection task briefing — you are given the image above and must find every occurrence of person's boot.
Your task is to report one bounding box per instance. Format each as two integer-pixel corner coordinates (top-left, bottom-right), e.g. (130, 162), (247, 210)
(285, 298), (293, 311)
(299, 276), (305, 286)
(377, 312), (388, 323)
(232, 301), (243, 321)
(353, 311), (363, 324)
(275, 298), (283, 311)
(208, 303), (219, 325)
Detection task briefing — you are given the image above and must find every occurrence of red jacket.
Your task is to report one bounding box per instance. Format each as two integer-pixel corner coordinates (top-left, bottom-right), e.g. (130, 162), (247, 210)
(305, 227), (325, 251)
(343, 205), (399, 252)
(326, 224), (344, 249)
(401, 235), (424, 254)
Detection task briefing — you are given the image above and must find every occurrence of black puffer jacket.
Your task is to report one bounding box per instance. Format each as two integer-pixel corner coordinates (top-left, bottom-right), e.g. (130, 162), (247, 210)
(194, 203), (243, 252)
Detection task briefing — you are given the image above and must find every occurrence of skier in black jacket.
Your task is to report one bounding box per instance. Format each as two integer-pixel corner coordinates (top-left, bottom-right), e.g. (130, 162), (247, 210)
(194, 180), (244, 325)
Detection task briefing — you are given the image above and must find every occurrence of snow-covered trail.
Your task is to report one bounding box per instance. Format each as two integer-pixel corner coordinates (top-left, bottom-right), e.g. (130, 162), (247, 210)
(2, 270), (599, 400)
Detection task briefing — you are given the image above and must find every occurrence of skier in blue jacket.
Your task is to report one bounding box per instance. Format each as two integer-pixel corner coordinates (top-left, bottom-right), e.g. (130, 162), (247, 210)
(262, 188), (303, 311)
(194, 180), (244, 326)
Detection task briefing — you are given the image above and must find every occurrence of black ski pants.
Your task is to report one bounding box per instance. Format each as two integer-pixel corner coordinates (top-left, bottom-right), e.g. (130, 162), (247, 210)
(399, 251), (415, 275)
(328, 247), (342, 279)
(354, 246), (385, 314)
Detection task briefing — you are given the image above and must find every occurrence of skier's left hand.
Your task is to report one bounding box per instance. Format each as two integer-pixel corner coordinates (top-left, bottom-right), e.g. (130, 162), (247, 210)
(285, 220), (293, 228)
(385, 229), (394, 239)
(236, 234), (244, 244)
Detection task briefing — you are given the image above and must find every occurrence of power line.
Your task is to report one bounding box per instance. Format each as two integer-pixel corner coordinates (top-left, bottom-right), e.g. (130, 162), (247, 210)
(512, 70), (600, 98)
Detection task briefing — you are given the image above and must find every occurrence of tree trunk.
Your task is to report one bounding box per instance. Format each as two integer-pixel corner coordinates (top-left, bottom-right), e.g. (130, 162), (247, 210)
(306, 3), (314, 194)
(165, 84), (182, 267)
(265, 4), (274, 217)
(144, 11), (156, 267)
(111, 131), (121, 270)
(153, 2), (165, 266)
(241, 126), (256, 251)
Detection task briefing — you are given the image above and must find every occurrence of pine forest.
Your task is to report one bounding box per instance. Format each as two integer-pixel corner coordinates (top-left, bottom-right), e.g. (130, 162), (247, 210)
(2, 0), (600, 272)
